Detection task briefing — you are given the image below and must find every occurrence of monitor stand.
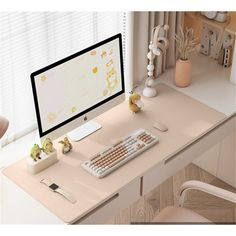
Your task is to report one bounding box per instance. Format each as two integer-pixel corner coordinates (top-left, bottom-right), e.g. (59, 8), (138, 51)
(67, 120), (102, 142)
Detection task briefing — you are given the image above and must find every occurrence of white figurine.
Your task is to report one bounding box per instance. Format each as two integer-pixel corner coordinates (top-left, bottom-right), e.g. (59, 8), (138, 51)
(143, 25), (169, 98)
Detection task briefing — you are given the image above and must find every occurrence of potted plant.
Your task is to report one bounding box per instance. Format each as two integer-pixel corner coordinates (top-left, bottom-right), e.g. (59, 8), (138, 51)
(174, 27), (197, 87)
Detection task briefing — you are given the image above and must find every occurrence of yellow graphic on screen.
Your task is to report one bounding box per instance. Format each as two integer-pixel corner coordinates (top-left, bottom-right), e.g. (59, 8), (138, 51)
(106, 59), (113, 67)
(109, 48), (113, 55)
(101, 51), (107, 59)
(71, 106), (77, 113)
(40, 75), (47, 82)
(90, 50), (96, 56)
(47, 112), (57, 123)
(36, 39), (122, 132)
(92, 67), (98, 74)
(103, 89), (108, 97)
(106, 67), (118, 94)
(105, 48), (118, 94)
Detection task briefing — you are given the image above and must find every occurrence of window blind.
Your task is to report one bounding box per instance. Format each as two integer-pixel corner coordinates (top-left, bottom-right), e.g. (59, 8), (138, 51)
(0, 12), (126, 147)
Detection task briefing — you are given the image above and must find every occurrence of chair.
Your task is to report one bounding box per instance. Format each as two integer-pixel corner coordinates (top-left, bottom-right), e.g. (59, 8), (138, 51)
(0, 116), (9, 139)
(152, 180), (236, 223)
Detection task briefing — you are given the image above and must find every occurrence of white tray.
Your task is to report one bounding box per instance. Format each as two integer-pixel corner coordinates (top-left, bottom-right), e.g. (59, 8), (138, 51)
(26, 149), (58, 174)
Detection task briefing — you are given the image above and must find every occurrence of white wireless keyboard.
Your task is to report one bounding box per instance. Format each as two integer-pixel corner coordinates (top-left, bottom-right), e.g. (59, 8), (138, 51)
(81, 129), (159, 178)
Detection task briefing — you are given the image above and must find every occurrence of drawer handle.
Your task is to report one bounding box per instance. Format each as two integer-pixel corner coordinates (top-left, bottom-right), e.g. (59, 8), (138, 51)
(75, 193), (119, 223)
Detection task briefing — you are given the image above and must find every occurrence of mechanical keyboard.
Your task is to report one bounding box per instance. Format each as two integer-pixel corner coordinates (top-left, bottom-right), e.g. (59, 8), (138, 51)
(81, 129), (159, 178)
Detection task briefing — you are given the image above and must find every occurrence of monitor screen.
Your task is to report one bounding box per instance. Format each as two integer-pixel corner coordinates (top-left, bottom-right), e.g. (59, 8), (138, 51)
(31, 34), (124, 137)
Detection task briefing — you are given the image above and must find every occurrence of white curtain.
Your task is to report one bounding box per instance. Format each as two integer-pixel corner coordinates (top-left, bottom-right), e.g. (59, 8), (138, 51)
(131, 12), (184, 86)
(0, 12), (126, 147)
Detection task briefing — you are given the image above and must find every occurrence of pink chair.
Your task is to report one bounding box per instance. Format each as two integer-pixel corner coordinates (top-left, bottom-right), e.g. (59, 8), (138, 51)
(152, 180), (236, 223)
(0, 116), (9, 139)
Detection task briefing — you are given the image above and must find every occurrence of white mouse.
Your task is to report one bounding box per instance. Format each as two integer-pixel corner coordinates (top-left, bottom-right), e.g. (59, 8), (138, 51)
(153, 122), (168, 132)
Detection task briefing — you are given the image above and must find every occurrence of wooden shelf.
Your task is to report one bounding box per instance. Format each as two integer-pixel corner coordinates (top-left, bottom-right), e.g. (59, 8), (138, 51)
(226, 13), (236, 35)
(185, 12), (230, 31)
(185, 12), (236, 35)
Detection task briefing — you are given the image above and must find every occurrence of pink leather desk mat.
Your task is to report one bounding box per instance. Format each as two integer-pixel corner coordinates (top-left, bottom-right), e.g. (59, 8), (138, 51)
(3, 83), (226, 224)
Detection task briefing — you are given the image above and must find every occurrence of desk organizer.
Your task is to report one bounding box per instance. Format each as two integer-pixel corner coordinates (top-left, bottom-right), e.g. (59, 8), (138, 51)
(26, 149), (58, 174)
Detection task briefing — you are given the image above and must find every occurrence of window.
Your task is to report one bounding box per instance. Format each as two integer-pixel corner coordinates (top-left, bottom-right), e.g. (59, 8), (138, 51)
(0, 12), (126, 147)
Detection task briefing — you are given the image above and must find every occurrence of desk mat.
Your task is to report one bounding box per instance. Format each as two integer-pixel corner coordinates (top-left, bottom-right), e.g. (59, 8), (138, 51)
(3, 83), (226, 223)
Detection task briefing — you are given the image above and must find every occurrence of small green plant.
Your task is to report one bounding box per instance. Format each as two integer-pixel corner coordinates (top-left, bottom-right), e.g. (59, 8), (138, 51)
(174, 26), (197, 60)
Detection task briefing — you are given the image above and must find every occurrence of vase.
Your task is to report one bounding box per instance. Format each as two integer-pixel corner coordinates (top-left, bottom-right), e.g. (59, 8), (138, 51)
(175, 59), (192, 87)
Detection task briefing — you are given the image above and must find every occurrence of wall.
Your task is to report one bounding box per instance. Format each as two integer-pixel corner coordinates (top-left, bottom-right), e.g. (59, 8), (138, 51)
(193, 130), (236, 188)
(184, 12), (202, 44)
(184, 12), (236, 43)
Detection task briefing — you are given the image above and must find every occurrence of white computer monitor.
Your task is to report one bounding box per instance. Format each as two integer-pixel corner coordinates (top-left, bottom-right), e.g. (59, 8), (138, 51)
(31, 34), (125, 141)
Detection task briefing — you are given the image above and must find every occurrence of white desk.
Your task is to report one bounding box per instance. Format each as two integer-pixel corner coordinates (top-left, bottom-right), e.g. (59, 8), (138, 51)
(157, 52), (235, 116)
(2, 83), (235, 224)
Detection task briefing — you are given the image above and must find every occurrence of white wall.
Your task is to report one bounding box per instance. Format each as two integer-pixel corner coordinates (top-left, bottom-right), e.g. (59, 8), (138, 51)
(193, 130), (236, 187)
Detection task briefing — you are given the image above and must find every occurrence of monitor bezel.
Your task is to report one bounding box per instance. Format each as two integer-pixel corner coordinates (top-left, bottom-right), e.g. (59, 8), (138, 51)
(31, 33), (125, 138)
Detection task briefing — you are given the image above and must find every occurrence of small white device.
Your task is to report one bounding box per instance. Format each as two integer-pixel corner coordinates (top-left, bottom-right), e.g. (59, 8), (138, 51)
(81, 129), (159, 178)
(143, 25), (169, 98)
(40, 178), (77, 204)
(153, 122), (168, 132)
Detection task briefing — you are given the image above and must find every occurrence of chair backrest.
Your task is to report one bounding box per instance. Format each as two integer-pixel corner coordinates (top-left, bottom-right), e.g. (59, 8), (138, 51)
(0, 116), (9, 139)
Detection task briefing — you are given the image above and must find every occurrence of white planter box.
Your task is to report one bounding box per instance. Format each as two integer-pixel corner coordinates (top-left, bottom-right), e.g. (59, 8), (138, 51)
(27, 149), (58, 174)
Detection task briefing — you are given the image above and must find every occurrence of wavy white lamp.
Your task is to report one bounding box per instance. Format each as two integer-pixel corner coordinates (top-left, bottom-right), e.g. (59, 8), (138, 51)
(143, 24), (169, 97)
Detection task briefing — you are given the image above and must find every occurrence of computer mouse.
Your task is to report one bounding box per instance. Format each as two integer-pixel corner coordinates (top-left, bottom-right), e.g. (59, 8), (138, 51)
(153, 122), (168, 132)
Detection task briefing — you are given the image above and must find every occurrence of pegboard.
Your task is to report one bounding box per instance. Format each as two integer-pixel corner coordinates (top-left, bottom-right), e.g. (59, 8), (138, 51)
(200, 23), (235, 64)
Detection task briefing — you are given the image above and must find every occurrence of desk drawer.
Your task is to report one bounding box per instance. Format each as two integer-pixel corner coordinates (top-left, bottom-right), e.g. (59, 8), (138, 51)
(142, 115), (236, 195)
(74, 178), (140, 224)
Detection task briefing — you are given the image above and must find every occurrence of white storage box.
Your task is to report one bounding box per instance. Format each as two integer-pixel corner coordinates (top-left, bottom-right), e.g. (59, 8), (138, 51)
(27, 149), (58, 174)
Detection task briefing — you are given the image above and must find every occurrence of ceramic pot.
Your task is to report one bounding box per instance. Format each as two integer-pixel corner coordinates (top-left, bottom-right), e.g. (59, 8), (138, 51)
(175, 59), (192, 87)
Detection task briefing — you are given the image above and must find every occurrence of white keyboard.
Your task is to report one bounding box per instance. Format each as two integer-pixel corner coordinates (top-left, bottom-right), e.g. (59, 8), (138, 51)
(81, 129), (159, 178)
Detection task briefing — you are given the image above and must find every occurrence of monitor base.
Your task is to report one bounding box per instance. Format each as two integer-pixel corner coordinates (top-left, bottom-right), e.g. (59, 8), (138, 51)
(67, 121), (102, 142)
